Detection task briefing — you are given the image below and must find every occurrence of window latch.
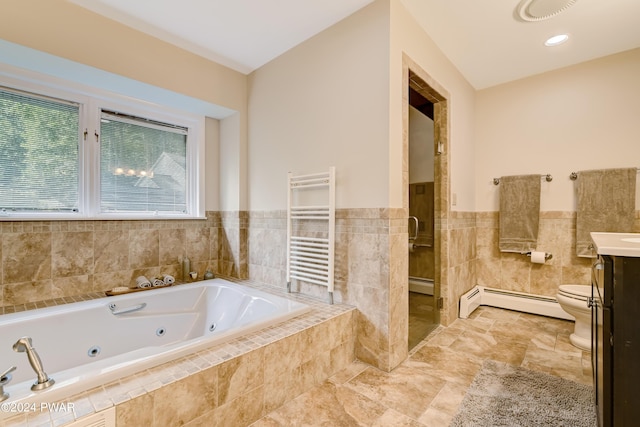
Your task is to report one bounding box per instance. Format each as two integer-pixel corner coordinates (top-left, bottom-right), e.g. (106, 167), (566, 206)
(83, 129), (88, 141)
(94, 131), (99, 143)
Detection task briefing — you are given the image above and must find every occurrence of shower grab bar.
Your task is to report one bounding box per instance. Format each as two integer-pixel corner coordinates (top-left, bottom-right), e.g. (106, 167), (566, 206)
(409, 216), (419, 241)
(108, 302), (147, 315)
(411, 243), (432, 248)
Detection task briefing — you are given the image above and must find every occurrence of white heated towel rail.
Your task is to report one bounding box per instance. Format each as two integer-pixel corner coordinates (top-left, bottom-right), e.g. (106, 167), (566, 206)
(286, 167), (336, 304)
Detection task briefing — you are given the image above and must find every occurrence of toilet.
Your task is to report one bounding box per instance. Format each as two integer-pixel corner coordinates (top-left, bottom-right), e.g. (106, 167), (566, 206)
(556, 284), (592, 351)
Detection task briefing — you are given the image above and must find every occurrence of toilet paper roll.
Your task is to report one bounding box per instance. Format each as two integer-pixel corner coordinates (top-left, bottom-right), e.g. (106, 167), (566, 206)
(136, 276), (152, 288)
(408, 242), (415, 253)
(163, 275), (175, 285)
(530, 251), (546, 264)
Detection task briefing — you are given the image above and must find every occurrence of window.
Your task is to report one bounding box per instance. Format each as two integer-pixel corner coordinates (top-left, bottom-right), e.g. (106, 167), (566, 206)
(0, 87), (80, 213)
(0, 74), (204, 220)
(100, 110), (188, 214)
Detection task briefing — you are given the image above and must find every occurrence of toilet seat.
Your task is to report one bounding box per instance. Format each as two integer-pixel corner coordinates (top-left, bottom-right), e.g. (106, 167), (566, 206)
(556, 284), (592, 351)
(558, 284), (590, 301)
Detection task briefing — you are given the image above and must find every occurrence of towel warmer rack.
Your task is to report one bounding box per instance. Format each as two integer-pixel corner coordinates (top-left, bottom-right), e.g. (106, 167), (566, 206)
(286, 167), (336, 304)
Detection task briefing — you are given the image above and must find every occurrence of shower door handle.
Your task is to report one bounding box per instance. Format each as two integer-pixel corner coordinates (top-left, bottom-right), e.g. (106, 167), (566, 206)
(409, 216), (419, 241)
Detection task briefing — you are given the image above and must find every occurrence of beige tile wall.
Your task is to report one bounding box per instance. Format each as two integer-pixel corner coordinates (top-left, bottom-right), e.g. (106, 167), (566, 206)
(2, 204), (609, 392)
(444, 211), (477, 325)
(0, 212), (248, 308)
(476, 211), (593, 296)
(248, 208), (409, 372)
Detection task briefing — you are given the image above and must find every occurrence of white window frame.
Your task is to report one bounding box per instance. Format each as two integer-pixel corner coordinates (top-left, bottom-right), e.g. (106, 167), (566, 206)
(0, 64), (205, 221)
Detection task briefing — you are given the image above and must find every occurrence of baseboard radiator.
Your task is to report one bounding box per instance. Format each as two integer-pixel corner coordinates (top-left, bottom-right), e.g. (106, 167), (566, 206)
(459, 285), (574, 321)
(408, 276), (434, 296)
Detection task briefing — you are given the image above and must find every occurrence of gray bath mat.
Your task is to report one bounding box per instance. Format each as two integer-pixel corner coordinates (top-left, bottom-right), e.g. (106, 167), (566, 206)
(450, 360), (597, 427)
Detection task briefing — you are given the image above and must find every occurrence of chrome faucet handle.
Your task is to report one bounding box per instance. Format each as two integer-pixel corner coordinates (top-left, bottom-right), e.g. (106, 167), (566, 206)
(0, 366), (16, 382)
(0, 366), (16, 402)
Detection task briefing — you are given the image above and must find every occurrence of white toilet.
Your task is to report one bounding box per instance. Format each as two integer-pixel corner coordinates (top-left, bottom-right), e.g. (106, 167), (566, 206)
(556, 284), (592, 351)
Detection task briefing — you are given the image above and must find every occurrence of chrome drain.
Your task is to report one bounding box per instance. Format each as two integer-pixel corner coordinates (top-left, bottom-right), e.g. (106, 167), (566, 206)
(209, 323), (217, 332)
(156, 327), (166, 337)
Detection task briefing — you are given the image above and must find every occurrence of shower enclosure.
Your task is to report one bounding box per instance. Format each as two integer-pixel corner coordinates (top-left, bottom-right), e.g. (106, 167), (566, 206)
(408, 92), (438, 350)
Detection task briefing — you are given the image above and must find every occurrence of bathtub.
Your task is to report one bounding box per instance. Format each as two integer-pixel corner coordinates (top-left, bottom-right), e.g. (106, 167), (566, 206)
(0, 278), (310, 412)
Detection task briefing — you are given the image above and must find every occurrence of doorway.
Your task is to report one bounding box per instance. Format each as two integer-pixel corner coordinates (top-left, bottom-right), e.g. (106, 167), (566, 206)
(408, 86), (437, 349)
(403, 59), (449, 352)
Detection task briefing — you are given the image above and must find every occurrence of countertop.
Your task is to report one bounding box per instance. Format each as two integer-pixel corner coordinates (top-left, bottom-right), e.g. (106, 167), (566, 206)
(591, 232), (640, 257)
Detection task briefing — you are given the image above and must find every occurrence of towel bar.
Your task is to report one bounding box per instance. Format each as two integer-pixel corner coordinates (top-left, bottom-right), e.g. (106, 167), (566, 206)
(570, 169), (640, 180)
(493, 174), (552, 185)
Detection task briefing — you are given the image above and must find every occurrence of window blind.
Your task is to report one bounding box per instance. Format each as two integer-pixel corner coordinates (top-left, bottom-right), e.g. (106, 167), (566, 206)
(0, 87), (79, 212)
(99, 110), (188, 213)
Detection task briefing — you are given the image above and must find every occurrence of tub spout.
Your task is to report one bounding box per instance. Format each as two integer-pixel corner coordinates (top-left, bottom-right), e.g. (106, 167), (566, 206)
(12, 336), (55, 391)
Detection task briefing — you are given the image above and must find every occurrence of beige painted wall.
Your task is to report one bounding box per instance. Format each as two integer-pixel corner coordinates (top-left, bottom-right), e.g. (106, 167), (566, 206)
(247, 0), (477, 211)
(390, 1), (477, 211)
(0, 0), (246, 112)
(205, 118), (220, 211)
(475, 48), (640, 212)
(0, 0), (249, 212)
(247, 0), (391, 210)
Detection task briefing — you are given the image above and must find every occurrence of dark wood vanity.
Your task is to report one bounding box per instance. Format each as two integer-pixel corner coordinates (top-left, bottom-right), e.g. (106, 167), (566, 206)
(591, 233), (640, 427)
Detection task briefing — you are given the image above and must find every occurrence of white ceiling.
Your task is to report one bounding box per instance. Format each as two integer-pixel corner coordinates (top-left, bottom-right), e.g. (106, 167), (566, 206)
(71, 0), (640, 89)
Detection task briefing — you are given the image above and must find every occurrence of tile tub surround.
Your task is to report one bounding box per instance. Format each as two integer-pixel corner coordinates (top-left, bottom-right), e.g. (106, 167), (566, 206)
(2, 279), (356, 427)
(0, 211), (251, 308)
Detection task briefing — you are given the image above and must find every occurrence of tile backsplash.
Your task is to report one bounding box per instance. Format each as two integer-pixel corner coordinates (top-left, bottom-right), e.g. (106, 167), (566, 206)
(0, 212), (230, 307)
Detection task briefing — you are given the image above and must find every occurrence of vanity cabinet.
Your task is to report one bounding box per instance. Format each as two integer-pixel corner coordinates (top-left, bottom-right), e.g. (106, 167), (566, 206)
(591, 253), (640, 427)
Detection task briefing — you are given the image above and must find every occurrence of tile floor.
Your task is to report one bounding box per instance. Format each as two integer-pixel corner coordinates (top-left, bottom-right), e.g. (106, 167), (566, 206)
(252, 306), (592, 426)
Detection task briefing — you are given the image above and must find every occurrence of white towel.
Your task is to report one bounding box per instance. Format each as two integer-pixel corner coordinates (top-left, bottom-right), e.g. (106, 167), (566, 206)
(135, 276), (152, 288)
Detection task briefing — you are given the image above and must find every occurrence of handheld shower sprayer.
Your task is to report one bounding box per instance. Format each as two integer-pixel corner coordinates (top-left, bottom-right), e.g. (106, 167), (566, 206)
(13, 336), (55, 391)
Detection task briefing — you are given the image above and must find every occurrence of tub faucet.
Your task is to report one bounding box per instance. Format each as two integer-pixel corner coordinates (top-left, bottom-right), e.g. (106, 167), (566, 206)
(0, 366), (16, 402)
(12, 336), (55, 391)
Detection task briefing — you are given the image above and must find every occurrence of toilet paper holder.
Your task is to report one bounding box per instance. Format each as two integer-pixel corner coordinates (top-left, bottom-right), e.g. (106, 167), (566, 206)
(524, 251), (552, 261)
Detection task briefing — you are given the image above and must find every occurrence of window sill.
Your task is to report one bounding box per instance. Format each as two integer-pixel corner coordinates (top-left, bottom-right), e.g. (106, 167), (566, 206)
(0, 213), (207, 221)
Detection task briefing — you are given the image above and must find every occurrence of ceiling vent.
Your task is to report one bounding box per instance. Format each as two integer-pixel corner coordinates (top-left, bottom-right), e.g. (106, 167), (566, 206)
(516, 0), (578, 22)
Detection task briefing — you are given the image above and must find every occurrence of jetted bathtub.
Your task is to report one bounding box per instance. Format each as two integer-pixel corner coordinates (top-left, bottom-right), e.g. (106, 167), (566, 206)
(0, 278), (310, 411)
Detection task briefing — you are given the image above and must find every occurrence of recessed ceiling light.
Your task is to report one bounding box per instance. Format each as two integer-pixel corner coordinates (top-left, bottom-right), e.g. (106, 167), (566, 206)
(545, 34), (569, 46)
